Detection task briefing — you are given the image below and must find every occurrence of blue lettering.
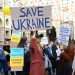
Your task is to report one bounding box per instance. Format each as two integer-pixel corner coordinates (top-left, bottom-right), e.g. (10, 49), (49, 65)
(45, 17), (50, 28)
(20, 19), (26, 30)
(31, 7), (37, 16)
(37, 7), (43, 16)
(32, 19), (36, 29)
(20, 7), (44, 17)
(36, 18), (40, 28)
(26, 19), (32, 29)
(20, 8), (27, 17)
(27, 8), (32, 17)
(12, 20), (20, 30)
(38, 18), (44, 28)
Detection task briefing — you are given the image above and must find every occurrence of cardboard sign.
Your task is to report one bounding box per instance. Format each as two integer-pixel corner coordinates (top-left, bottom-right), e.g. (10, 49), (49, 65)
(10, 48), (24, 71)
(11, 6), (52, 31)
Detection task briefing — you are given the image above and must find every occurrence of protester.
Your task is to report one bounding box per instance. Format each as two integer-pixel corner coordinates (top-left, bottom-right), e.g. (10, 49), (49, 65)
(16, 33), (30, 75)
(60, 40), (75, 75)
(0, 46), (9, 75)
(43, 45), (53, 75)
(48, 27), (57, 74)
(30, 31), (45, 75)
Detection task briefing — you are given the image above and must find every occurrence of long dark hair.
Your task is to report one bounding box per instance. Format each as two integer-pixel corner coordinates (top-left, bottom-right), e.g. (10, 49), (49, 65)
(17, 37), (27, 47)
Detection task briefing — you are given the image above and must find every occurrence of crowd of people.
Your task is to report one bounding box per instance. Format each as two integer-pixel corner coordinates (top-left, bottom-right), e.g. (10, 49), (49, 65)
(0, 26), (75, 75)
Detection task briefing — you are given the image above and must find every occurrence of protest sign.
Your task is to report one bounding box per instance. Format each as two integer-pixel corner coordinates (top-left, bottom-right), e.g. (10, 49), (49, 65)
(58, 22), (72, 46)
(10, 48), (24, 71)
(11, 31), (21, 48)
(11, 6), (52, 31)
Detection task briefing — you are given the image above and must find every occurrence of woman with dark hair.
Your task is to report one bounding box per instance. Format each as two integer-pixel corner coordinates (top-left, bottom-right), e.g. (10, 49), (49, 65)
(15, 34), (30, 75)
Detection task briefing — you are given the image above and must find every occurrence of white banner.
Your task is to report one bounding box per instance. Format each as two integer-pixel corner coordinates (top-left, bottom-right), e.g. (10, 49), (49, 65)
(11, 6), (52, 31)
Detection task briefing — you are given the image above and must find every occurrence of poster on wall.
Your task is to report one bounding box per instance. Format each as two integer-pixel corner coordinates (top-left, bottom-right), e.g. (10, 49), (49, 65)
(58, 22), (73, 46)
(11, 6), (52, 31)
(10, 48), (24, 71)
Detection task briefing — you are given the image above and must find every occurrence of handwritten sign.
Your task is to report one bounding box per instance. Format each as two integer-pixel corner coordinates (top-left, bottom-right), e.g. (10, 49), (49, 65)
(11, 6), (52, 31)
(58, 23), (72, 46)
